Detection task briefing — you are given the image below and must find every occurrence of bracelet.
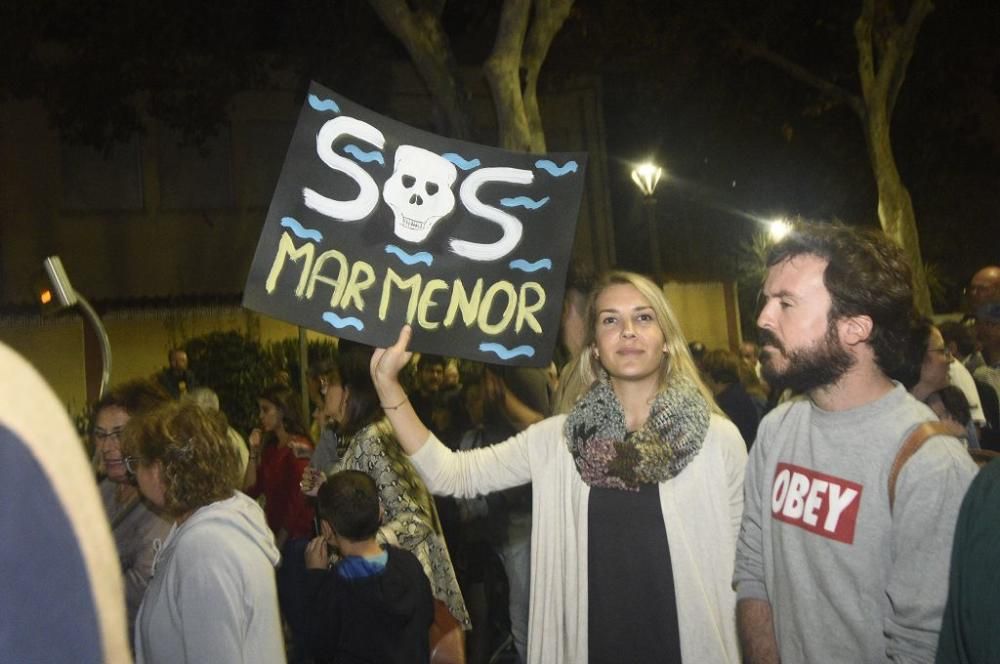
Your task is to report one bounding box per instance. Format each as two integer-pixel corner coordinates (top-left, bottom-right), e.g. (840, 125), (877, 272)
(381, 396), (408, 410)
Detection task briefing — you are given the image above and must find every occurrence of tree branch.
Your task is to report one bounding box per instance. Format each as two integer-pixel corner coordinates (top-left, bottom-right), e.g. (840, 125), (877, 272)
(484, 0), (532, 150)
(523, 0), (575, 76)
(730, 31), (864, 120)
(365, 0), (473, 138)
(885, 0), (934, 114)
(412, 0), (446, 18)
(853, 0), (877, 107)
(521, 0), (575, 151)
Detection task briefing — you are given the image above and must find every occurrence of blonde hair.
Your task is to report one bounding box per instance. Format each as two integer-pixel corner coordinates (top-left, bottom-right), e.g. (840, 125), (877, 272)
(565, 270), (718, 412)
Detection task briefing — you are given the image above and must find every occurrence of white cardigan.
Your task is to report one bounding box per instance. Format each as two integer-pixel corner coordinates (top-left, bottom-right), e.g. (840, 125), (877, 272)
(411, 413), (746, 664)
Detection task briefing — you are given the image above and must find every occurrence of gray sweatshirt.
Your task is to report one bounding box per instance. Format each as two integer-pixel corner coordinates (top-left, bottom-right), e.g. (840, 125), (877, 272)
(734, 385), (977, 663)
(135, 491), (284, 664)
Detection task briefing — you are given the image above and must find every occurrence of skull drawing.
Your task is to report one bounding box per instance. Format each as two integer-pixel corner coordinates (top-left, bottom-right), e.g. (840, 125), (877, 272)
(382, 145), (458, 243)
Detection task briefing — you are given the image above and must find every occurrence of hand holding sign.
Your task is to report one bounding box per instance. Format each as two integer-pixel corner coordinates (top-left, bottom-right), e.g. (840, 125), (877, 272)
(370, 325), (414, 400)
(369, 324), (433, 457)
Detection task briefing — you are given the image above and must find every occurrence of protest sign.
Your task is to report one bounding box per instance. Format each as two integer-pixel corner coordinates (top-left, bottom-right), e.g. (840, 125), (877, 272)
(243, 81), (587, 367)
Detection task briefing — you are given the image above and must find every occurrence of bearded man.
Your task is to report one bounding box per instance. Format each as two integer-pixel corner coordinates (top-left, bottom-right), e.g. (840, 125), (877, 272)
(733, 224), (977, 664)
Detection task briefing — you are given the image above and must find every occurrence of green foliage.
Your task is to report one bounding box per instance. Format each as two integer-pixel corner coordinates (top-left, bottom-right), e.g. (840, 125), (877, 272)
(184, 331), (276, 436)
(923, 262), (954, 313)
(263, 337), (340, 394)
(734, 231), (771, 340)
(182, 331), (339, 435)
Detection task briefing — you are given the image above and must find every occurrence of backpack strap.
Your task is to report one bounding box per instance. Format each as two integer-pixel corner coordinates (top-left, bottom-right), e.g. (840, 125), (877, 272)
(888, 421), (953, 514)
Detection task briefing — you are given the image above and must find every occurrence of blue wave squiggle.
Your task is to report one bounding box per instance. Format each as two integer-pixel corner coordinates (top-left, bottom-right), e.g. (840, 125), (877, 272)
(280, 217), (323, 242)
(500, 196), (550, 210)
(343, 144), (385, 166)
(385, 244), (433, 267)
(442, 153), (481, 171)
(479, 342), (536, 360)
(535, 159), (578, 177)
(308, 94), (341, 113)
(509, 258), (553, 273)
(322, 312), (364, 331)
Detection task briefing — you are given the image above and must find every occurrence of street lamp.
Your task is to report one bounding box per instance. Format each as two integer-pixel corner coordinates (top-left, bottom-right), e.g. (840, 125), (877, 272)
(631, 162), (664, 279)
(42, 256), (112, 399)
(768, 218), (792, 242)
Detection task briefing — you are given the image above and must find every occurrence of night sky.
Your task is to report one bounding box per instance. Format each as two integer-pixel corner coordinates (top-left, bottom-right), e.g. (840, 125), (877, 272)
(3, 0), (997, 311)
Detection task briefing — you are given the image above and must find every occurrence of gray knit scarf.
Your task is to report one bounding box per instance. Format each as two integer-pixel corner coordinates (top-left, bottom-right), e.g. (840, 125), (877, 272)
(564, 375), (710, 490)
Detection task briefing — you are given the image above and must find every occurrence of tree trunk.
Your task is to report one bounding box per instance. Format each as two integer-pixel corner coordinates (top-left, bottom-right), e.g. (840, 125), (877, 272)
(365, 0), (475, 140)
(485, 0), (575, 152)
(484, 0), (535, 151)
(368, 0), (573, 152)
(519, 0), (575, 152)
(855, 0), (935, 315)
(863, 107), (933, 315)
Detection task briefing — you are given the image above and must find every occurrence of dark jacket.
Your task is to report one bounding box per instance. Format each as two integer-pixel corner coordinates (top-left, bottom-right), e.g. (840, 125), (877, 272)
(305, 546), (434, 664)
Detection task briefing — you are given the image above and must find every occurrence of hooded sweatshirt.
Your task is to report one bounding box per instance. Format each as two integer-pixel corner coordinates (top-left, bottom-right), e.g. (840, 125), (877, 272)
(304, 546), (434, 664)
(135, 491), (284, 664)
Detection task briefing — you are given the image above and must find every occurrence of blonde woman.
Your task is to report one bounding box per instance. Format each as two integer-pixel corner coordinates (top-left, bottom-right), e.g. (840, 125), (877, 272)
(371, 270), (747, 664)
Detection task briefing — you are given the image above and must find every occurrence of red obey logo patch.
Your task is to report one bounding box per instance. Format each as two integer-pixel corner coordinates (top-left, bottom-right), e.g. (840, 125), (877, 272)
(770, 463), (862, 544)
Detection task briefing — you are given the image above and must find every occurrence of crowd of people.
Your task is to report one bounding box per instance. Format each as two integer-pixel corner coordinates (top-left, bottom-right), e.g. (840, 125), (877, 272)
(7, 223), (1000, 664)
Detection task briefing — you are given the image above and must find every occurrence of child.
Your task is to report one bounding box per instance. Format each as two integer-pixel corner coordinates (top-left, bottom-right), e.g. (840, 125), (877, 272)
(304, 470), (434, 664)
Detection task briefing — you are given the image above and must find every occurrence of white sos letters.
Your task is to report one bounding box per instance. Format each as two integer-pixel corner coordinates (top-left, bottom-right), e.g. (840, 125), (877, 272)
(303, 115), (529, 261)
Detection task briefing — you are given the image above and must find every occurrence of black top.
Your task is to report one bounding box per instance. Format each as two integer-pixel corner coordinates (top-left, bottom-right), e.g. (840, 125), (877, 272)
(715, 383), (761, 449)
(304, 546), (434, 664)
(588, 482), (682, 664)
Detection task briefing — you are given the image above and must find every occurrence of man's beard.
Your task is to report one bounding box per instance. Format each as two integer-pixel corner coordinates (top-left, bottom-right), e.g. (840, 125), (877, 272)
(759, 321), (855, 395)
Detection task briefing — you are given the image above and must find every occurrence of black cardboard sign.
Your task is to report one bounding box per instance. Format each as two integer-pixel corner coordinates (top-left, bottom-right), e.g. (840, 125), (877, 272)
(243, 81), (587, 367)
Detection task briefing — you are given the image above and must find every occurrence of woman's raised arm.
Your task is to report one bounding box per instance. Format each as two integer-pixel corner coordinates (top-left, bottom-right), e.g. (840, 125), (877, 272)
(370, 325), (432, 455)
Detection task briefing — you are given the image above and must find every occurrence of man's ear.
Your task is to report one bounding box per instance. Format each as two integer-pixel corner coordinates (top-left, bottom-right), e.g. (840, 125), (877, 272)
(839, 314), (874, 347)
(378, 502), (385, 526)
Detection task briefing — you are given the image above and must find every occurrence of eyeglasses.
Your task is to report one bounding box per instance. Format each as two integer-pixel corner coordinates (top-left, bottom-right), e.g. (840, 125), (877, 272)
(93, 427), (125, 443)
(927, 346), (952, 359)
(123, 456), (144, 475)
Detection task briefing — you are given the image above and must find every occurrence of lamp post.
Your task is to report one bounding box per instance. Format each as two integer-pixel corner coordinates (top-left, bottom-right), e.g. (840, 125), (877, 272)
(631, 162), (664, 280)
(42, 256), (112, 399)
(768, 218), (792, 242)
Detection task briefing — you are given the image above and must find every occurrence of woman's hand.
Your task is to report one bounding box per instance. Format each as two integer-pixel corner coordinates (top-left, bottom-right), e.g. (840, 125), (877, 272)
(312, 404), (329, 430)
(248, 428), (263, 452)
(304, 535), (330, 570)
(247, 428), (263, 467)
(370, 325), (414, 391)
(369, 325), (430, 456)
(300, 466), (326, 497)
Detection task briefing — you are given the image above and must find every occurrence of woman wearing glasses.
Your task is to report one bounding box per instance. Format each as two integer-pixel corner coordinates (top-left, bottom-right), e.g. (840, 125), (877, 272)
(123, 402), (283, 664)
(91, 380), (172, 646)
(895, 318), (980, 449)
